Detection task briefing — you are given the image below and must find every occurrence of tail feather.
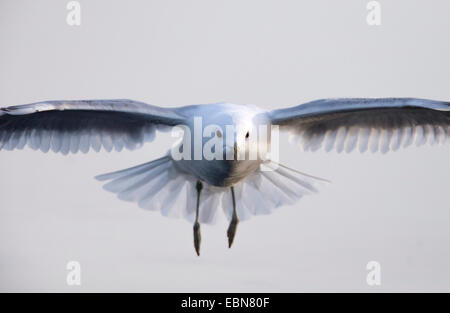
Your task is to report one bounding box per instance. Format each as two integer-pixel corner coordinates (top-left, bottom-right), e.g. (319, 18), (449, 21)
(95, 157), (221, 224)
(96, 158), (329, 224)
(221, 161), (329, 222)
(118, 165), (169, 201)
(95, 156), (169, 181)
(160, 177), (189, 218)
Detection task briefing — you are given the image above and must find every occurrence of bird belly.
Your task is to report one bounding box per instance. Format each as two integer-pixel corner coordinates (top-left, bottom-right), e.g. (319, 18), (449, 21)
(173, 158), (261, 187)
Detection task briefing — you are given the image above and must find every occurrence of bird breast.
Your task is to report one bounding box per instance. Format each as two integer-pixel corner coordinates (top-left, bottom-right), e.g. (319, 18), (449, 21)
(173, 157), (262, 187)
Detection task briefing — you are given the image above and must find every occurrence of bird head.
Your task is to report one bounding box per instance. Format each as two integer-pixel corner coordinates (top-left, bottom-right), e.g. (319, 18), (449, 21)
(174, 103), (272, 163)
(216, 108), (271, 162)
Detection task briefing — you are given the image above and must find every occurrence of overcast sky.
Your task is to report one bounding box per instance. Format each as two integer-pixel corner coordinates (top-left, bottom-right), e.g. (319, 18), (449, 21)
(0, 0), (449, 292)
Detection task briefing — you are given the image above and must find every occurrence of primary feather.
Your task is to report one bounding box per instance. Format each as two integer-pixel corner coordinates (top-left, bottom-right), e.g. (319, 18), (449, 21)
(268, 98), (450, 153)
(0, 99), (185, 153)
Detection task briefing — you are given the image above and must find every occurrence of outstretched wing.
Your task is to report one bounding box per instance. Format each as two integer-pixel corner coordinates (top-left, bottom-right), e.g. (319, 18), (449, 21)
(268, 98), (450, 153)
(0, 99), (185, 154)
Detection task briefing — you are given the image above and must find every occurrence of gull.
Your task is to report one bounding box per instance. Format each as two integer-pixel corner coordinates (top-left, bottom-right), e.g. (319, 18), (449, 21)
(1, 98), (449, 255)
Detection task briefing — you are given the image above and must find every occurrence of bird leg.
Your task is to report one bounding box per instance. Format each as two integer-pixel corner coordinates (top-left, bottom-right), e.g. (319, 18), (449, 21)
(227, 186), (239, 248)
(193, 181), (203, 256)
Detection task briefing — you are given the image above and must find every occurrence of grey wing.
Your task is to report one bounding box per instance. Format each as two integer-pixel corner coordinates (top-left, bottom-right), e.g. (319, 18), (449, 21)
(268, 98), (450, 153)
(0, 99), (186, 154)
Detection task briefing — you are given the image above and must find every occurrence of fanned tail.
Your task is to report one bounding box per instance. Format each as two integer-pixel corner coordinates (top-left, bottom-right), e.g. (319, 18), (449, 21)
(96, 158), (329, 224)
(221, 161), (330, 221)
(96, 156), (187, 218)
(95, 156), (223, 224)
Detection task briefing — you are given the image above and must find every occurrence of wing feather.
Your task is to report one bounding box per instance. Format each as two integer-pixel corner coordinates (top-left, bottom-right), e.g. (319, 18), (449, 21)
(268, 98), (450, 153)
(0, 99), (185, 154)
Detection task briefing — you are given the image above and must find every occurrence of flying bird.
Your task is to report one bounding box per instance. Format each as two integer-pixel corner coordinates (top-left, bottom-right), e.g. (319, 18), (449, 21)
(1, 98), (449, 255)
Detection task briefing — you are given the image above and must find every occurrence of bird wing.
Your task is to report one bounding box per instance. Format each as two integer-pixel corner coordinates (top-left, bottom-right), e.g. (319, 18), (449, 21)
(267, 98), (450, 153)
(0, 99), (186, 154)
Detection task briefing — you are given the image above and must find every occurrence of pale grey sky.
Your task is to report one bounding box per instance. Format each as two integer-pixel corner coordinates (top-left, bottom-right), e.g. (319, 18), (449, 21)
(0, 0), (449, 292)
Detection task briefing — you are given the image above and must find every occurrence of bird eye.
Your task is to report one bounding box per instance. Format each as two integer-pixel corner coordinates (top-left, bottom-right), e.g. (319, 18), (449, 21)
(245, 131), (250, 139)
(216, 130), (222, 138)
